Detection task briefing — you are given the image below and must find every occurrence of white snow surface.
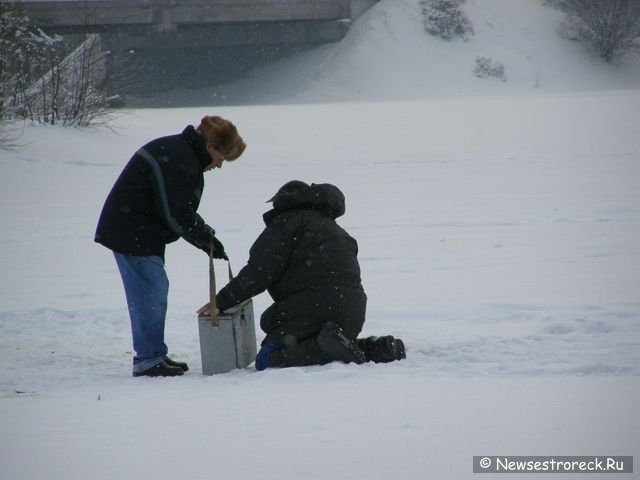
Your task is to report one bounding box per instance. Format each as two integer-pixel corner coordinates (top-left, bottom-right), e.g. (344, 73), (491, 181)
(1, 1), (639, 479)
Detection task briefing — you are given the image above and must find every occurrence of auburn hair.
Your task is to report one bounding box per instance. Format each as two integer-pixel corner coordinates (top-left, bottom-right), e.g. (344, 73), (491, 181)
(197, 115), (246, 161)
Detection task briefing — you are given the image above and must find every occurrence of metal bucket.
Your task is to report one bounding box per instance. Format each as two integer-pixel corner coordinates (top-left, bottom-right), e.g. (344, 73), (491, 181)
(197, 299), (257, 375)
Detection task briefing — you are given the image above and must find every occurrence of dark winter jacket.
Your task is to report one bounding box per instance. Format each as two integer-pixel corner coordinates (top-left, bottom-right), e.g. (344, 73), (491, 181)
(95, 126), (214, 258)
(216, 182), (367, 344)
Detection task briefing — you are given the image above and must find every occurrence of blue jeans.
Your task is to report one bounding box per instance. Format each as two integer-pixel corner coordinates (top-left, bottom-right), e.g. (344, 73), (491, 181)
(255, 341), (283, 371)
(114, 253), (169, 374)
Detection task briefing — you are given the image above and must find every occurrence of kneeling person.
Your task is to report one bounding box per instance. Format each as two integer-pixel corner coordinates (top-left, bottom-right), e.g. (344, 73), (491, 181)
(201, 181), (405, 370)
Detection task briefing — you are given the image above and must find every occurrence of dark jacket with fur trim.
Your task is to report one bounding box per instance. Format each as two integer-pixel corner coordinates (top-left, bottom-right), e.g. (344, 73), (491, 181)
(95, 126), (214, 258)
(217, 183), (367, 343)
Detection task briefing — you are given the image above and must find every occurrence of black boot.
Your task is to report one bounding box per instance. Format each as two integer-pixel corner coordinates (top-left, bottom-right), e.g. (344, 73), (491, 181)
(133, 361), (184, 377)
(357, 336), (406, 363)
(163, 357), (189, 372)
(316, 322), (366, 365)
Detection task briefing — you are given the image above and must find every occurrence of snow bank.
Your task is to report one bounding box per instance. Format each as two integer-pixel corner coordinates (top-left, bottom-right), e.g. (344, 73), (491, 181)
(151, 0), (640, 106)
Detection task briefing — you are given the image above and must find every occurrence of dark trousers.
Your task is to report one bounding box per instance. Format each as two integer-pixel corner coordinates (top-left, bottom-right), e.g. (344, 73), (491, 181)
(260, 286), (367, 345)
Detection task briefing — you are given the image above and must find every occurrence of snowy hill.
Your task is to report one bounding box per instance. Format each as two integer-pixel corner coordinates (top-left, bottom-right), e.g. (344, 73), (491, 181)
(1, 1), (639, 479)
(150, 0), (640, 106)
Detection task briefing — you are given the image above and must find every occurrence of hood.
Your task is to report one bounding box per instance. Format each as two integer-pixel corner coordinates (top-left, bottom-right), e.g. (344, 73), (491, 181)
(266, 181), (346, 220)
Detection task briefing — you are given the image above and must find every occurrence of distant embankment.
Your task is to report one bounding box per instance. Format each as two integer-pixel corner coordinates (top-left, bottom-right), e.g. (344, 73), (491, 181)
(16, 0), (378, 99)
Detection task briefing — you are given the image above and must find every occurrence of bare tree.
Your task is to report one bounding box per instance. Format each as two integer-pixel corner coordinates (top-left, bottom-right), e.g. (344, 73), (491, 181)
(559, 0), (640, 62)
(1, 0), (118, 129)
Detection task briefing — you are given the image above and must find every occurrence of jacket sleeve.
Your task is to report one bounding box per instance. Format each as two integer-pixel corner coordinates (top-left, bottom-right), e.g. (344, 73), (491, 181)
(216, 220), (295, 311)
(168, 167), (215, 252)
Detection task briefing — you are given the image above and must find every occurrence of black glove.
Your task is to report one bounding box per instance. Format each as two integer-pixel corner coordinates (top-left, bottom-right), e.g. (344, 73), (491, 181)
(209, 235), (228, 260)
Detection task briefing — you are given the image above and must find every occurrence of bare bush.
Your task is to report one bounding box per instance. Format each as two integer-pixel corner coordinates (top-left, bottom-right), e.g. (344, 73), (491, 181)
(23, 34), (112, 126)
(558, 0), (640, 62)
(474, 57), (507, 82)
(419, 0), (474, 41)
(1, 117), (19, 149)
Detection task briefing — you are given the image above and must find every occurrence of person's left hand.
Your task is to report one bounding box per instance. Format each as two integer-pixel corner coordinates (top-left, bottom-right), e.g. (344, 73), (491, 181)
(209, 235), (228, 260)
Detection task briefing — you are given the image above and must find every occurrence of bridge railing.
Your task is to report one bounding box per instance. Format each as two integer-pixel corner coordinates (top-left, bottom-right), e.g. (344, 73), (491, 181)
(16, 0), (353, 32)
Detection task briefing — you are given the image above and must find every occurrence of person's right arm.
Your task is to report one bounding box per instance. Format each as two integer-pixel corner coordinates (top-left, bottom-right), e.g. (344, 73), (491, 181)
(216, 219), (297, 311)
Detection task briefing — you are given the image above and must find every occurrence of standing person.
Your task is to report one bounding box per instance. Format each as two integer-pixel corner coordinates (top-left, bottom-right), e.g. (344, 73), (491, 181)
(198, 180), (405, 370)
(96, 116), (246, 377)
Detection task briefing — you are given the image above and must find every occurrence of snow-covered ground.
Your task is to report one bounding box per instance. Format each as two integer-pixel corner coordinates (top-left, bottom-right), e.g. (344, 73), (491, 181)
(1, 1), (639, 479)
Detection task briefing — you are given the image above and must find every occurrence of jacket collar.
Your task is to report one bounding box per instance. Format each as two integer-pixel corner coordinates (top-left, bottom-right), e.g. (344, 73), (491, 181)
(182, 125), (211, 170)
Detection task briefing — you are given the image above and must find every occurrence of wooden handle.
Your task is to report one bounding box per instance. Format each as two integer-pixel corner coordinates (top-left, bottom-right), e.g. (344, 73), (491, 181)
(209, 248), (219, 327)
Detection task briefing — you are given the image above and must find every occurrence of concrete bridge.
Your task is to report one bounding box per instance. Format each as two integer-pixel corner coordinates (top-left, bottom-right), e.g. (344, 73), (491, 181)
(16, 0), (378, 100)
(17, 0), (377, 46)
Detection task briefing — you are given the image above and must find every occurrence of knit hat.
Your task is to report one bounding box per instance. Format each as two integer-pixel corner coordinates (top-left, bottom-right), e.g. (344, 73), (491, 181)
(197, 115), (246, 161)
